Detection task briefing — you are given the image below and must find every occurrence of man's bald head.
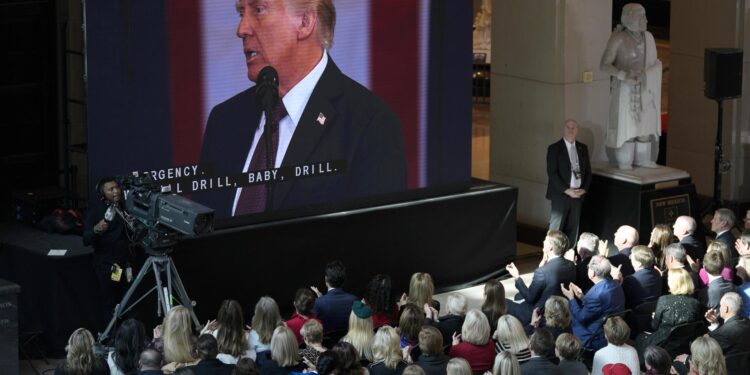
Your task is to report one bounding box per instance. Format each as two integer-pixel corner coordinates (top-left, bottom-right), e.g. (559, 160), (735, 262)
(615, 225), (638, 249)
(673, 216), (696, 240)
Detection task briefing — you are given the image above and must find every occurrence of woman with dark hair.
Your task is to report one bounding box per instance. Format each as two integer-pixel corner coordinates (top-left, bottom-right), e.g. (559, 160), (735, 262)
(285, 288), (318, 343)
(315, 351), (339, 375)
(55, 328), (110, 375)
(108, 318), (147, 375)
(366, 274), (399, 327)
(481, 279), (506, 332)
(644, 346), (673, 375)
(233, 358), (260, 375)
(333, 342), (369, 375)
(398, 304), (425, 349)
(202, 299), (252, 364)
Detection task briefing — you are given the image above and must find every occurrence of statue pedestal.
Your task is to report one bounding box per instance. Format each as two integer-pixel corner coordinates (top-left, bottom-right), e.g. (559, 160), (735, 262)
(581, 162), (697, 248)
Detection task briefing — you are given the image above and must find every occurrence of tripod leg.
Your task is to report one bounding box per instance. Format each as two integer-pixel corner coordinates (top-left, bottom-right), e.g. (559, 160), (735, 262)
(152, 256), (170, 318)
(99, 257), (154, 344)
(168, 258), (201, 330)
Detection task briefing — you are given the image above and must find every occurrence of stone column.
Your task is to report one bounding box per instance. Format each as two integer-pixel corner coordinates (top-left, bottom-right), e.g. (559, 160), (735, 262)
(490, 0), (613, 227)
(669, 0), (750, 203)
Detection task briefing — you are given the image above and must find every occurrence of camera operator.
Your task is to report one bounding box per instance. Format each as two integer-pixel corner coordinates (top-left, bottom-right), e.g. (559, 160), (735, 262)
(83, 177), (133, 326)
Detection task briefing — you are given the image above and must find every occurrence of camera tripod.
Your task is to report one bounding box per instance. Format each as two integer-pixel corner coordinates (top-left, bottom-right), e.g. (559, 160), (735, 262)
(97, 247), (200, 344)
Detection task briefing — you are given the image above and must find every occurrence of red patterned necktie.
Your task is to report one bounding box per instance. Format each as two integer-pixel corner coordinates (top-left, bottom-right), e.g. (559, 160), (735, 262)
(235, 102), (287, 215)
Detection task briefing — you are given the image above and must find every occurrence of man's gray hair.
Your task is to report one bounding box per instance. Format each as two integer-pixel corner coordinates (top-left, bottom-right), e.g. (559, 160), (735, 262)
(677, 216), (697, 234)
(446, 293), (468, 316)
(722, 292), (743, 314)
(588, 255), (611, 278)
(665, 243), (687, 263)
(578, 232), (599, 256)
(716, 208), (736, 227)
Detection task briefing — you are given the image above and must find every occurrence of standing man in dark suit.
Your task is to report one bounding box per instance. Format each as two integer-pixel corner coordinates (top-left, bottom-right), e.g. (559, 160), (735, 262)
(505, 230), (576, 325)
(673, 216), (707, 262)
(705, 292), (750, 355)
(311, 260), (358, 334)
(197, 0), (407, 218)
(546, 119), (592, 246)
(711, 208), (737, 257)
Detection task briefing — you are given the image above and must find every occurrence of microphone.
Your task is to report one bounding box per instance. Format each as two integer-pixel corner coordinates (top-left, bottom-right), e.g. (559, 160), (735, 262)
(255, 66), (279, 112)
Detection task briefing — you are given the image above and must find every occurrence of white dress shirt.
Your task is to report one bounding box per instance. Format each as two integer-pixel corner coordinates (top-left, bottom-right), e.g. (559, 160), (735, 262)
(565, 139), (582, 189)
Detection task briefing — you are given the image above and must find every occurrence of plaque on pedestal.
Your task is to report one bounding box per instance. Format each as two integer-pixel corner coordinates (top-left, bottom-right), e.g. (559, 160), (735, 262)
(581, 163), (696, 249)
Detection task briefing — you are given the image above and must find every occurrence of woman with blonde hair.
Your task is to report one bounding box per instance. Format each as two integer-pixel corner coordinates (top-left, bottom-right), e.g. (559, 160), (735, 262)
(635, 268), (701, 353)
(649, 224), (673, 269)
(261, 326), (304, 375)
(407, 272), (439, 311)
(527, 296), (571, 339)
(446, 358), (471, 375)
(490, 351), (520, 375)
(250, 296), (283, 360)
(55, 328), (109, 375)
(480, 279), (506, 331)
(369, 326), (406, 375)
(299, 319), (327, 365)
(161, 305), (198, 371)
(342, 301), (375, 364)
(687, 336), (726, 375)
(492, 315), (530, 362)
(201, 299), (252, 364)
(449, 310), (494, 372)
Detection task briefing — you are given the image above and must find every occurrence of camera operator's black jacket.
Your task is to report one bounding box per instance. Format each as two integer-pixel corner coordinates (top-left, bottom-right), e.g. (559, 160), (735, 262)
(83, 199), (130, 265)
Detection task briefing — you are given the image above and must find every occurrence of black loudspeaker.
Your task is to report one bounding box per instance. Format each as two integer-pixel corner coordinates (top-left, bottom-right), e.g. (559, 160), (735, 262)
(704, 48), (743, 100)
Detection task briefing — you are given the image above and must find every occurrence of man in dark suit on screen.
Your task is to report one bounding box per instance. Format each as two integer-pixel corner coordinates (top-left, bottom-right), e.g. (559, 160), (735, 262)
(197, 0), (407, 218)
(546, 119), (592, 246)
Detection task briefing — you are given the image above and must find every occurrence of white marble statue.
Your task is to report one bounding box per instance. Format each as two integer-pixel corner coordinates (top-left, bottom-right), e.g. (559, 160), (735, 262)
(473, 0), (492, 63)
(600, 3), (662, 170)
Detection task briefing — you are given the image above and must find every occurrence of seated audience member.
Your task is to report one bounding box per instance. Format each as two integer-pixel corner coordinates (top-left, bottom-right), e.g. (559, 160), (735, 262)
(405, 272), (440, 312)
(711, 208), (737, 256)
(138, 348), (164, 375)
(490, 351), (521, 375)
(697, 250), (736, 310)
(619, 246), (662, 308)
(648, 224), (673, 270)
(369, 326), (407, 375)
(184, 334), (234, 375)
(109, 318), (148, 375)
(366, 274), (399, 328)
(736, 232), (750, 259)
(445, 358), (470, 375)
(519, 328), (562, 375)
(493, 315), (531, 363)
(505, 230), (576, 324)
(526, 296), (572, 339)
(561, 256), (625, 350)
(201, 300), (252, 364)
(285, 289), (318, 344)
(315, 351), (339, 375)
(426, 293), (466, 351)
(403, 365), (425, 375)
(672, 216), (706, 263)
(448, 310), (494, 372)
(249, 297), (284, 362)
(698, 241), (734, 287)
(643, 346), (673, 375)
(608, 225), (638, 277)
(591, 317), (638, 375)
(233, 358), (259, 375)
(661, 243), (702, 294)
(299, 319), (326, 365)
(572, 232), (601, 293)
(161, 306), (200, 373)
(398, 304), (425, 349)
(676, 336), (726, 375)
(262, 326), (305, 375)
(554, 334), (587, 375)
(342, 301), (375, 364)
(414, 326), (449, 375)
(55, 328), (109, 375)
(313, 261), (359, 334)
(635, 268), (701, 353)
(735, 254), (750, 317)
(481, 279), (507, 331)
(333, 342), (368, 375)
(704, 292), (750, 355)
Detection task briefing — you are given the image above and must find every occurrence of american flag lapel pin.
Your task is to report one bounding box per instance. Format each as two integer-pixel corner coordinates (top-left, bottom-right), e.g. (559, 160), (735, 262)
(316, 112), (326, 126)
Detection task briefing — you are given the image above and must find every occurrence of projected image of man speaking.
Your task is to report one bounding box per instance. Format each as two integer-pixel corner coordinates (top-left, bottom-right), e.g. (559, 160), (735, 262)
(197, 0), (407, 218)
